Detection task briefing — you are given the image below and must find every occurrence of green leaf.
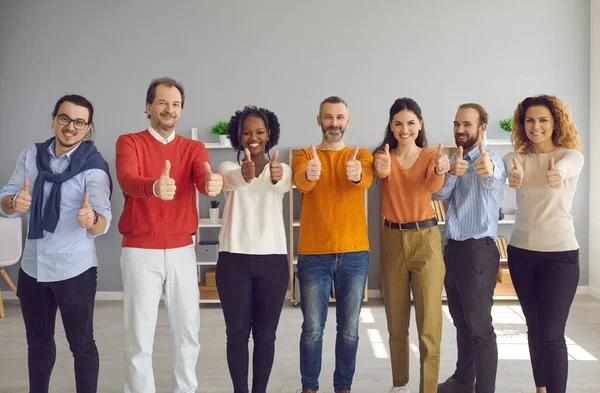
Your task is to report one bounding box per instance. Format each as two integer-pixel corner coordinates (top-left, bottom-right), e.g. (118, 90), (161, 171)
(210, 120), (229, 135)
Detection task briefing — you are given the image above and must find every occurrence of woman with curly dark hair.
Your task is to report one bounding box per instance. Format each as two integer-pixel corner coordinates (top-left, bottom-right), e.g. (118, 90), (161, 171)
(215, 105), (291, 393)
(502, 95), (584, 393)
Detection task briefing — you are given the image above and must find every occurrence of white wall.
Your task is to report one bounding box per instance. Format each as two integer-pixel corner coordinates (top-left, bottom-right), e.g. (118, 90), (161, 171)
(0, 0), (591, 292)
(589, 0), (600, 299)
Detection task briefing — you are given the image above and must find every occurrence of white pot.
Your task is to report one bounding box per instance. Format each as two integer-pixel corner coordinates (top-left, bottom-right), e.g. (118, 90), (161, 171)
(209, 207), (219, 223)
(219, 135), (231, 146)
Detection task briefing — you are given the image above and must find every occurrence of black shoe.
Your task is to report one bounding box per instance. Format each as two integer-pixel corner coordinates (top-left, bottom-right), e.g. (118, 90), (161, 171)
(437, 376), (475, 393)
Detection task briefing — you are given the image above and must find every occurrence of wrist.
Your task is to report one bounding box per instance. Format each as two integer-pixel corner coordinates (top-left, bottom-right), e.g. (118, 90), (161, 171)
(152, 180), (159, 197)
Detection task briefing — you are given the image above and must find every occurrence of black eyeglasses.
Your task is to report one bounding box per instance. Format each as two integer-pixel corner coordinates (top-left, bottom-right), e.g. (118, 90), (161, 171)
(56, 114), (89, 130)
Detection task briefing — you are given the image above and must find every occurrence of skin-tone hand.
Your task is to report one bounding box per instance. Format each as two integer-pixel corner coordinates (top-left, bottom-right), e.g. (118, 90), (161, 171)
(508, 157), (524, 189)
(77, 192), (95, 229)
(270, 151), (283, 183)
(204, 162), (223, 196)
(450, 146), (468, 176)
(154, 160), (176, 200)
(434, 143), (449, 175)
(546, 157), (563, 189)
(474, 143), (494, 177)
(11, 178), (32, 213)
(374, 143), (391, 178)
(241, 148), (256, 184)
(306, 145), (321, 182)
(346, 147), (362, 182)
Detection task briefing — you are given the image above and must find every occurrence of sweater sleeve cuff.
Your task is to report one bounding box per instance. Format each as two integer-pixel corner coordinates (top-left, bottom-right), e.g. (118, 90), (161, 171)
(145, 179), (157, 198)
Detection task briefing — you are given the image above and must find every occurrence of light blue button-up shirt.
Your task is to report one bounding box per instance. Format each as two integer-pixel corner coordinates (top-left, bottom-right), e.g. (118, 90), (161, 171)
(433, 145), (506, 241)
(0, 141), (112, 282)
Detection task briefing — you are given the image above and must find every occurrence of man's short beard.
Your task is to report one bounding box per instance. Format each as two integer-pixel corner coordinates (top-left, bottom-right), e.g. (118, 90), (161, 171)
(322, 127), (345, 142)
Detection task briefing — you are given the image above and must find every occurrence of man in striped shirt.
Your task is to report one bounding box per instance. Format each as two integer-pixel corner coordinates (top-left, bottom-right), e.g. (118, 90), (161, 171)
(433, 103), (507, 393)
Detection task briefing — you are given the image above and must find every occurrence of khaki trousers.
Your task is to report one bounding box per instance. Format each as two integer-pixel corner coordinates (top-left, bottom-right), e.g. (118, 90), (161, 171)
(380, 224), (445, 393)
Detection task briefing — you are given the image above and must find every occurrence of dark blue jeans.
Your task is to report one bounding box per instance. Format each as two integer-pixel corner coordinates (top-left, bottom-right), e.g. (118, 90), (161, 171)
(297, 251), (369, 392)
(18, 267), (99, 393)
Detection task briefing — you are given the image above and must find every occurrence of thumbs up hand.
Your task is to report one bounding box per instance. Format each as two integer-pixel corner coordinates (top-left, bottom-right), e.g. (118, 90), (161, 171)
(10, 178), (32, 213)
(546, 157), (563, 189)
(270, 151), (283, 183)
(77, 192), (96, 229)
(474, 143), (493, 177)
(450, 146), (468, 176)
(204, 161), (223, 196)
(434, 143), (450, 175)
(346, 147), (362, 182)
(375, 143), (391, 178)
(508, 157), (524, 189)
(154, 160), (176, 200)
(241, 148), (256, 184)
(306, 145), (321, 182)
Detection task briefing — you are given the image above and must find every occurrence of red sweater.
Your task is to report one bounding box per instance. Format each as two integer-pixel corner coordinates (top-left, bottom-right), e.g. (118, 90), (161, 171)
(116, 130), (209, 249)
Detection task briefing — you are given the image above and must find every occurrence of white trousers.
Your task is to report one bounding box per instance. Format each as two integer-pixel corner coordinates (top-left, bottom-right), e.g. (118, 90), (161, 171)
(121, 245), (200, 393)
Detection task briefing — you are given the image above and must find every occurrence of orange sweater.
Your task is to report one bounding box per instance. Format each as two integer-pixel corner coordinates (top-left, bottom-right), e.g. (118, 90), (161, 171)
(379, 149), (443, 223)
(115, 130), (209, 249)
(292, 146), (373, 254)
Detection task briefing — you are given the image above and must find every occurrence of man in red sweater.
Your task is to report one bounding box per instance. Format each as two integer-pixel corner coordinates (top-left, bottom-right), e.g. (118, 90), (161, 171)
(116, 77), (222, 393)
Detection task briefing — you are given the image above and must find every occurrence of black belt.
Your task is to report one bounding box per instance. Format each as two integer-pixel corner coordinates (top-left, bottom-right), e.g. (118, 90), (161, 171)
(384, 217), (438, 230)
(447, 237), (494, 246)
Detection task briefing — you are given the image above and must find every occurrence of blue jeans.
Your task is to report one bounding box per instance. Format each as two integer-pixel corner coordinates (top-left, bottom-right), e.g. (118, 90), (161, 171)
(298, 251), (369, 392)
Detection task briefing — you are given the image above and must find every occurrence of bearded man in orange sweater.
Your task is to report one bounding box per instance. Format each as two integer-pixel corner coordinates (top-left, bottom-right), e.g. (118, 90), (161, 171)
(115, 77), (223, 393)
(292, 96), (373, 393)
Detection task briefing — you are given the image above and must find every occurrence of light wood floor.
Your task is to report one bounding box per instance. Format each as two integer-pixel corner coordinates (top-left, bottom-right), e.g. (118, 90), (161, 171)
(1, 296), (599, 392)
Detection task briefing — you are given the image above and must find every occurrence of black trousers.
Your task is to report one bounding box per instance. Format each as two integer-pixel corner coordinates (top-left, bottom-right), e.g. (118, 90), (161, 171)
(216, 252), (289, 393)
(18, 267), (99, 393)
(444, 237), (499, 393)
(508, 245), (579, 393)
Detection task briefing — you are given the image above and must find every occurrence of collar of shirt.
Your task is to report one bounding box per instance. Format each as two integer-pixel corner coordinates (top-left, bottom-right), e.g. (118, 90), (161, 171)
(463, 144), (485, 162)
(148, 126), (176, 144)
(47, 140), (83, 162)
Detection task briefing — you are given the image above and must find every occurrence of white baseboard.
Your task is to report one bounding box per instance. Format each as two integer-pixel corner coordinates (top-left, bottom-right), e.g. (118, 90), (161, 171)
(576, 285), (589, 295)
(96, 291), (124, 300)
(0, 286), (593, 301)
(588, 286), (600, 300)
(368, 289), (382, 298)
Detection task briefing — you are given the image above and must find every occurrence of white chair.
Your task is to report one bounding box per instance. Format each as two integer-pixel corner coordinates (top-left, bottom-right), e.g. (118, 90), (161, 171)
(0, 216), (23, 318)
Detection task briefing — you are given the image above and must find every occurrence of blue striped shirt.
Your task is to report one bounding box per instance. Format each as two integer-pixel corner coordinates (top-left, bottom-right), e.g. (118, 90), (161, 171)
(432, 146), (506, 241)
(0, 141), (112, 282)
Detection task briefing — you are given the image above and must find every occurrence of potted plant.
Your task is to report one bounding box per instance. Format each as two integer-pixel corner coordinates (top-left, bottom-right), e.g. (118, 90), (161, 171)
(210, 121), (230, 146)
(499, 116), (513, 133)
(209, 200), (220, 223)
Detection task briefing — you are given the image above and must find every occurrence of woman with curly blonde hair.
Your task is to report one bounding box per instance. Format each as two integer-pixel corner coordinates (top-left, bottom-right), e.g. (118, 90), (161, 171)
(502, 95), (584, 393)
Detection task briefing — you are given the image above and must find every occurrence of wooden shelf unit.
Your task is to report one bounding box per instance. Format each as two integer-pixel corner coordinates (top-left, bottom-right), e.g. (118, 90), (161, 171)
(191, 131), (234, 304)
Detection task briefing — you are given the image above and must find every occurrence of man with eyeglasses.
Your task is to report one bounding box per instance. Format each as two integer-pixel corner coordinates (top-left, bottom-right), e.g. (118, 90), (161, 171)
(115, 77), (223, 393)
(0, 94), (112, 393)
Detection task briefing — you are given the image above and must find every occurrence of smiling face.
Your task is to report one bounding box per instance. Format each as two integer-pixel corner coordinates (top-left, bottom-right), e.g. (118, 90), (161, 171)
(524, 105), (554, 147)
(453, 107), (485, 152)
(390, 109), (422, 147)
(317, 102), (350, 143)
(52, 101), (91, 154)
(240, 115), (269, 157)
(145, 84), (182, 132)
